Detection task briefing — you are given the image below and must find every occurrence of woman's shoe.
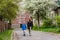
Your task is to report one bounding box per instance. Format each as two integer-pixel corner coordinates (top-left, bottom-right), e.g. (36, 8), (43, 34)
(29, 34), (31, 36)
(23, 34), (26, 36)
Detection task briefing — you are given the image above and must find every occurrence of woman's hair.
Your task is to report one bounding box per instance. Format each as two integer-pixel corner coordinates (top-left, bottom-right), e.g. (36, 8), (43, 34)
(29, 20), (31, 21)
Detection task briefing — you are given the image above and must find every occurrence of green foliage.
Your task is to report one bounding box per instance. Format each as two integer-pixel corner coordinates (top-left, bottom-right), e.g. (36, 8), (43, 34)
(43, 19), (52, 28)
(40, 18), (56, 28)
(33, 26), (60, 33)
(32, 25), (38, 30)
(40, 27), (60, 33)
(21, 0), (58, 20)
(0, 0), (18, 20)
(13, 0), (22, 3)
(55, 15), (60, 27)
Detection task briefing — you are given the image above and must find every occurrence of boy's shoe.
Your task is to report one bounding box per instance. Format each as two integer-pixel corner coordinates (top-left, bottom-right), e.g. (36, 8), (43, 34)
(23, 34), (26, 36)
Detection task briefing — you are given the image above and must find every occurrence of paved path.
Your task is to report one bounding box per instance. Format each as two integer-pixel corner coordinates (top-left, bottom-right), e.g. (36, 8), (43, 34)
(12, 28), (60, 40)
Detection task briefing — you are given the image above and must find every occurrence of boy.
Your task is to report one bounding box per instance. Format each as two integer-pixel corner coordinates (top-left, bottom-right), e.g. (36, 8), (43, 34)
(21, 23), (27, 36)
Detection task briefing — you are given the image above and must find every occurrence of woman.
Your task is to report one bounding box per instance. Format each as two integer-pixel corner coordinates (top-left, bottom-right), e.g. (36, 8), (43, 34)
(27, 20), (33, 36)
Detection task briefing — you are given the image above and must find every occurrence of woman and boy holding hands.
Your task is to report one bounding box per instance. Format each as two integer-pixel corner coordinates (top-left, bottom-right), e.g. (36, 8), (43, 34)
(21, 19), (33, 36)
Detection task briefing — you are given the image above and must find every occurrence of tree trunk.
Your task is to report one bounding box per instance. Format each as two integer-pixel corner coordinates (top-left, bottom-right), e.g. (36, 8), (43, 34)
(37, 19), (40, 29)
(0, 15), (3, 21)
(37, 13), (40, 30)
(8, 20), (11, 29)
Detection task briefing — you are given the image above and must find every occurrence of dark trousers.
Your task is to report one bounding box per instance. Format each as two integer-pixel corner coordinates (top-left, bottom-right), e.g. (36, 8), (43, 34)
(28, 27), (31, 35)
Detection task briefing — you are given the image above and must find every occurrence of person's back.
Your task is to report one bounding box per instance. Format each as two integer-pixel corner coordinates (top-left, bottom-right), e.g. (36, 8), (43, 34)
(22, 24), (26, 30)
(21, 24), (27, 36)
(27, 20), (33, 36)
(27, 20), (33, 29)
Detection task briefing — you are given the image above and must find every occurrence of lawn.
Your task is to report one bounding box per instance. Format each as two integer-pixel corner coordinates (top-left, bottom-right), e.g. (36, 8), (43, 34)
(0, 29), (13, 40)
(40, 27), (60, 33)
(33, 26), (60, 33)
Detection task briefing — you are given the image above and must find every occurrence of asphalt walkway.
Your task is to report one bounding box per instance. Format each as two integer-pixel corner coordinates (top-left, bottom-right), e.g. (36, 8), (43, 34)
(12, 28), (60, 40)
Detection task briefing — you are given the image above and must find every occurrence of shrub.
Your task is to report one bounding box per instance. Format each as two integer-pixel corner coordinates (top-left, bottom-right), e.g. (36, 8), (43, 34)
(42, 19), (53, 28)
(32, 25), (38, 30)
(55, 15), (60, 27)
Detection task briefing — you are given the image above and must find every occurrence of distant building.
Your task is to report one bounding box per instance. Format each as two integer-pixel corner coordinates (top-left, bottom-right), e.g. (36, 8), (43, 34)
(54, 7), (60, 14)
(12, 11), (30, 28)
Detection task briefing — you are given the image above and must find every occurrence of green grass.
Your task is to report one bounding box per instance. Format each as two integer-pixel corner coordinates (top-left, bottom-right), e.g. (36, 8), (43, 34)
(0, 29), (13, 40)
(32, 26), (60, 33)
(40, 27), (60, 33)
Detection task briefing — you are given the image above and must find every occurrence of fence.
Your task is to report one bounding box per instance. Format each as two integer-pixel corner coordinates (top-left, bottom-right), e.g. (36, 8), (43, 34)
(0, 21), (8, 32)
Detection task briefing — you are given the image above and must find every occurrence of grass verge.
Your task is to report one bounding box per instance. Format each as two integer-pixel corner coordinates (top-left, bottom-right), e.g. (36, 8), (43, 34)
(32, 26), (60, 33)
(0, 29), (13, 40)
